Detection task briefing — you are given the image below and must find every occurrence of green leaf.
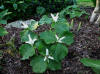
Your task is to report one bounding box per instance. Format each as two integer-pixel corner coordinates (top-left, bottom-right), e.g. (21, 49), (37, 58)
(0, 20), (7, 24)
(20, 30), (29, 42)
(13, 3), (18, 10)
(20, 30), (37, 42)
(19, 44), (35, 60)
(36, 6), (46, 15)
(54, 22), (69, 36)
(30, 56), (47, 73)
(50, 44), (68, 61)
(0, 10), (8, 19)
(92, 67), (100, 74)
(80, 58), (100, 69)
(0, 27), (8, 36)
(40, 30), (56, 44)
(58, 18), (67, 24)
(35, 40), (46, 51)
(39, 15), (52, 25)
(48, 60), (61, 70)
(62, 32), (74, 45)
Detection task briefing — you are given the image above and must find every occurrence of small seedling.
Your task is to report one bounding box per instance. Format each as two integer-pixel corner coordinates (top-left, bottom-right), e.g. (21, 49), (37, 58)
(77, 22), (82, 32)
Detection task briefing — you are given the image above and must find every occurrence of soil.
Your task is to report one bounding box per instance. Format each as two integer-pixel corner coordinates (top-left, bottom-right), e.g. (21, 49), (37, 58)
(0, 7), (100, 74)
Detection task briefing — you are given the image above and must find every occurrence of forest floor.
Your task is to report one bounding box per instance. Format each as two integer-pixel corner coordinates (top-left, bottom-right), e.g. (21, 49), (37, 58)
(0, 7), (100, 74)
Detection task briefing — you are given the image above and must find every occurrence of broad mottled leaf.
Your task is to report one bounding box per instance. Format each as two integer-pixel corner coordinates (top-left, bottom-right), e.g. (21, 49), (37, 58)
(39, 15), (52, 25)
(54, 22), (69, 36)
(50, 44), (68, 61)
(0, 27), (8, 36)
(48, 60), (61, 70)
(92, 67), (100, 74)
(35, 40), (46, 51)
(62, 32), (74, 45)
(20, 30), (29, 42)
(20, 30), (37, 42)
(30, 56), (47, 73)
(19, 44), (35, 60)
(40, 30), (56, 44)
(80, 58), (100, 69)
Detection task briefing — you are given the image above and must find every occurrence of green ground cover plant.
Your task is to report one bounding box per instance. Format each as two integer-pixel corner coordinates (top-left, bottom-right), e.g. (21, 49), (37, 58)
(0, 0), (76, 20)
(60, 5), (89, 18)
(0, 10), (9, 36)
(78, 0), (94, 7)
(19, 13), (74, 73)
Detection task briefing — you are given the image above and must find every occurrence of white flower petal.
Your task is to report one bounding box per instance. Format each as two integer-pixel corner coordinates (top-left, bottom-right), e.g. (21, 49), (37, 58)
(51, 13), (59, 22)
(46, 48), (49, 56)
(25, 34), (37, 45)
(59, 36), (65, 41)
(28, 34), (32, 41)
(56, 13), (59, 17)
(55, 34), (59, 40)
(58, 40), (62, 43)
(32, 38), (37, 44)
(44, 56), (47, 61)
(51, 13), (54, 19)
(48, 56), (54, 60)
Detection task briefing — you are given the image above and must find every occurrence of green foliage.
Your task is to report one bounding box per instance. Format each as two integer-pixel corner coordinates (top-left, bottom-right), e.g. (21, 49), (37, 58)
(0, 26), (8, 36)
(60, 5), (89, 19)
(36, 6), (46, 15)
(30, 56), (47, 73)
(0, 0), (76, 20)
(91, 0), (96, 6)
(38, 0), (77, 12)
(0, 10), (10, 24)
(19, 13), (74, 73)
(48, 60), (61, 70)
(50, 44), (68, 61)
(0, 0), (31, 19)
(80, 58), (100, 74)
(20, 30), (38, 42)
(39, 15), (52, 25)
(40, 30), (56, 44)
(54, 22), (69, 36)
(19, 44), (35, 60)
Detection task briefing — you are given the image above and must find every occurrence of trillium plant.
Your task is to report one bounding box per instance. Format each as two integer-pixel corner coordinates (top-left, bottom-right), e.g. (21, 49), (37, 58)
(19, 13), (74, 73)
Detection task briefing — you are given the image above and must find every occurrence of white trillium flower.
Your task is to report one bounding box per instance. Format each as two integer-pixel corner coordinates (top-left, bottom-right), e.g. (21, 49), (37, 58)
(55, 34), (65, 43)
(25, 34), (37, 46)
(21, 21), (28, 29)
(44, 49), (54, 61)
(51, 13), (59, 22)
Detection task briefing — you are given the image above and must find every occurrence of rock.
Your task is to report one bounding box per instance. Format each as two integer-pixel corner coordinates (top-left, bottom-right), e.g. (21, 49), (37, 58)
(6, 19), (35, 28)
